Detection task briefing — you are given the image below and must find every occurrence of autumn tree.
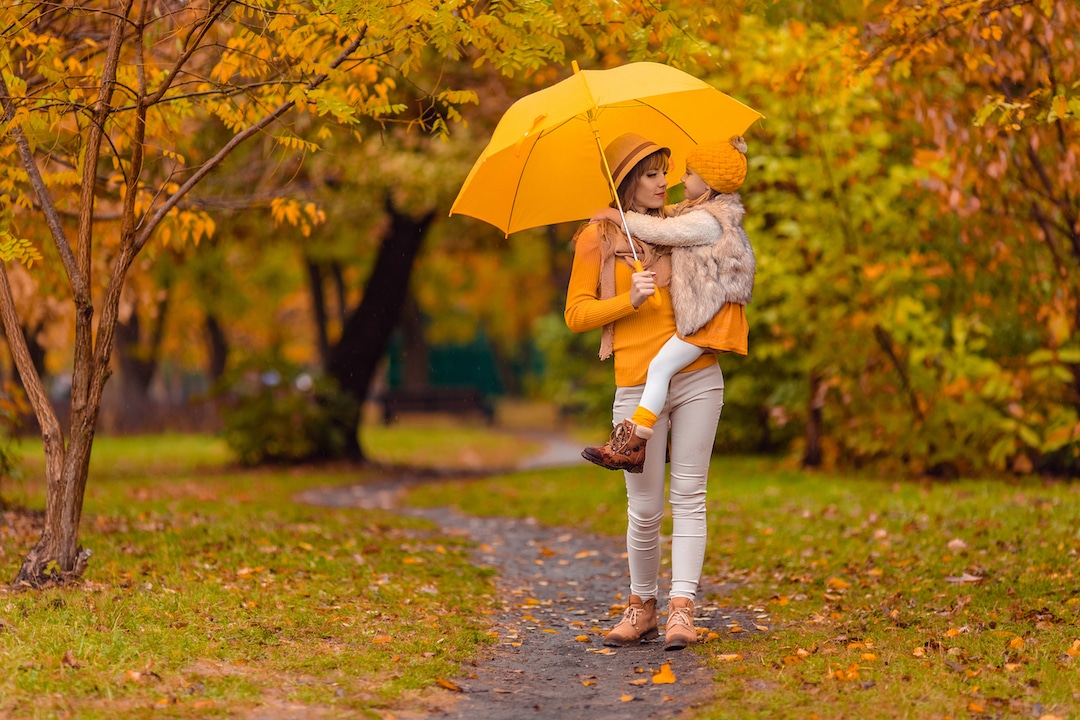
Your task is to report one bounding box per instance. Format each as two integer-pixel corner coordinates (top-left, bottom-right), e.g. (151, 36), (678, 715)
(0, 0), (709, 586)
(856, 0), (1080, 473)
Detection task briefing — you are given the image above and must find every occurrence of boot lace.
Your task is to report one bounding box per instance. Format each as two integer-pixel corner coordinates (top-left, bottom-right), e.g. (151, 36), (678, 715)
(609, 422), (633, 452)
(668, 607), (694, 629)
(619, 603), (644, 627)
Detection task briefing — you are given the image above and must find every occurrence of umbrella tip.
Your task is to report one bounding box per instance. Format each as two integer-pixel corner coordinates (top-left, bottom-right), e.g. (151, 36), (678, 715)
(572, 60), (580, 74)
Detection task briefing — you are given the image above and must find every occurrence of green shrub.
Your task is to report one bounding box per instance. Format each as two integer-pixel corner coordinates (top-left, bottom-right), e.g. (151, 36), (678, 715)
(216, 361), (357, 466)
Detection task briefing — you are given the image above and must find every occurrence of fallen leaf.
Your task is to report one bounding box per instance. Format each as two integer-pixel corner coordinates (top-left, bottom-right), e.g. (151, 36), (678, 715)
(61, 651), (82, 669)
(575, 635), (590, 642)
(1008, 637), (1025, 650)
(945, 573), (983, 584)
(717, 653), (742, 662)
(770, 595), (790, 606)
(912, 647), (926, 658)
(861, 653), (877, 662)
(620, 694), (634, 702)
(373, 635), (392, 644)
(581, 680), (596, 686)
(968, 702), (985, 713)
(827, 577), (851, 590)
(629, 678), (648, 685)
(436, 678), (462, 692)
(652, 663), (676, 684)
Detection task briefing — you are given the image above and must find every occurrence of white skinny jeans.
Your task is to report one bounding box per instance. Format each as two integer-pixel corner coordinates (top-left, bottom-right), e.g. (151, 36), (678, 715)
(612, 363), (724, 602)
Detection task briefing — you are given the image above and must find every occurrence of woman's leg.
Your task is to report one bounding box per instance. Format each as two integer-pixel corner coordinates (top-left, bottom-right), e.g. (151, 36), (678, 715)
(665, 364), (724, 601)
(612, 385), (670, 600)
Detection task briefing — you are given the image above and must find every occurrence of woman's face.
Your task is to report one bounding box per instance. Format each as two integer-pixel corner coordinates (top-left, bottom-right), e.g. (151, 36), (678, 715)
(629, 164), (668, 212)
(682, 167), (710, 200)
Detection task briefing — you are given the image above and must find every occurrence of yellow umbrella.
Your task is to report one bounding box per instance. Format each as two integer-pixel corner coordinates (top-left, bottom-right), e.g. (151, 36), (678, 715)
(450, 61), (764, 237)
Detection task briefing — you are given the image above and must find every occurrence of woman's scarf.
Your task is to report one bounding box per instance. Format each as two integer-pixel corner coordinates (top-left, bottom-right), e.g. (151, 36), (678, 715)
(596, 221), (671, 361)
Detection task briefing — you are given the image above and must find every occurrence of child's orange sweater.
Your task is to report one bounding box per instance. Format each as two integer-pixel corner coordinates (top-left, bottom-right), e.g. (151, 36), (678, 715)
(564, 223), (734, 387)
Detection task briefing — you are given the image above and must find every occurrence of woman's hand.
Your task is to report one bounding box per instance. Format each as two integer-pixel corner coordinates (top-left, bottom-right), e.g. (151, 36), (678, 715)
(629, 269), (657, 309)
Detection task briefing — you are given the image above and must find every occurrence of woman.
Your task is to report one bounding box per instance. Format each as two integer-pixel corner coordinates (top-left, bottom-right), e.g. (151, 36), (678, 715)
(563, 132), (728, 650)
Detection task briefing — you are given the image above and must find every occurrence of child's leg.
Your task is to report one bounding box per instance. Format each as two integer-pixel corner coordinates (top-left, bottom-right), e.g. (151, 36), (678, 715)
(581, 335), (703, 474)
(631, 335), (704, 430)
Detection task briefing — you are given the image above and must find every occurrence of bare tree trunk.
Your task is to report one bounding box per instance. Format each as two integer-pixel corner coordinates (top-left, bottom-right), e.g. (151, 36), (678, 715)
(204, 313), (229, 384)
(307, 259), (333, 367)
(326, 194), (435, 460)
(802, 368), (824, 468)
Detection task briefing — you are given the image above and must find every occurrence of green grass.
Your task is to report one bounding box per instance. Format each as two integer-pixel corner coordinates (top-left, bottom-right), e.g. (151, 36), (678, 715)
(405, 456), (1080, 719)
(6, 428), (1079, 719)
(1, 427), (518, 720)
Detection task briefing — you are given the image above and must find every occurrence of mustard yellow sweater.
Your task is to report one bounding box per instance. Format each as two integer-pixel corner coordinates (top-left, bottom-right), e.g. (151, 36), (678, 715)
(564, 223), (722, 387)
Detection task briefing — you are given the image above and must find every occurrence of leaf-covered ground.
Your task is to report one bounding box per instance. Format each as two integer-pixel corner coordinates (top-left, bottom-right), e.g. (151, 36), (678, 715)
(405, 458), (1080, 719)
(3, 430), (1078, 719)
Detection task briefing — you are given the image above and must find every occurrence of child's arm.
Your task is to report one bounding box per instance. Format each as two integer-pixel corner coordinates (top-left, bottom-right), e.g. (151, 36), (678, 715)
(621, 209), (722, 247)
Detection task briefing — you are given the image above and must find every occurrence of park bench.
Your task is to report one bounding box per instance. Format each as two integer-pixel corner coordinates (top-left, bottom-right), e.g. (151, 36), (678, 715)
(378, 387), (495, 425)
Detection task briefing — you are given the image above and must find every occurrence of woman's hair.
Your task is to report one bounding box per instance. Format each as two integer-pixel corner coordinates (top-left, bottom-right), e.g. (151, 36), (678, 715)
(613, 150), (669, 217)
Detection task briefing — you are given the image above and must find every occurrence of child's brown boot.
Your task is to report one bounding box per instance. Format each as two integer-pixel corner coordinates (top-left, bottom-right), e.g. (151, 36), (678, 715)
(663, 597), (697, 650)
(603, 595), (659, 646)
(581, 419), (653, 473)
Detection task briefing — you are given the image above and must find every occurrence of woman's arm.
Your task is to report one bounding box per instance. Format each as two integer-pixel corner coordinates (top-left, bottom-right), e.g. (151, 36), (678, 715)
(622, 209), (722, 247)
(564, 226), (639, 333)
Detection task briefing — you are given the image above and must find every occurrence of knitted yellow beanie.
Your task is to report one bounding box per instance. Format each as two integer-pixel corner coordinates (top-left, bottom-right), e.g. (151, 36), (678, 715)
(685, 136), (748, 193)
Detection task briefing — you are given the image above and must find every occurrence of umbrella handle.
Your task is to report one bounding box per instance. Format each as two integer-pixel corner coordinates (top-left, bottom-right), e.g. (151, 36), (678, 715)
(633, 260), (662, 309)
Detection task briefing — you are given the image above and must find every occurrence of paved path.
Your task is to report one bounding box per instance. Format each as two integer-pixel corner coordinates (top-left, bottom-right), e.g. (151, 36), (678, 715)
(298, 433), (764, 720)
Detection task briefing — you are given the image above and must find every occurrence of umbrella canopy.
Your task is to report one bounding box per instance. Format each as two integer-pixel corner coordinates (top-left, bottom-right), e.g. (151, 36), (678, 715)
(450, 61), (764, 236)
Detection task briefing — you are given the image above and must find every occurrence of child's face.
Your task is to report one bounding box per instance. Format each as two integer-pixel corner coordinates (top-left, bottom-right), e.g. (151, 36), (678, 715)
(629, 165), (668, 212)
(682, 167), (710, 200)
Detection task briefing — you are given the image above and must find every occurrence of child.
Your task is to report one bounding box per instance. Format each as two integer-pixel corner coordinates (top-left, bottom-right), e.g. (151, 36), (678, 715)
(582, 136), (756, 473)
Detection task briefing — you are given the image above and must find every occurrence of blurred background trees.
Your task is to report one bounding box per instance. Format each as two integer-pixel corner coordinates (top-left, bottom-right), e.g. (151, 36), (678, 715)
(2, 0), (1077, 505)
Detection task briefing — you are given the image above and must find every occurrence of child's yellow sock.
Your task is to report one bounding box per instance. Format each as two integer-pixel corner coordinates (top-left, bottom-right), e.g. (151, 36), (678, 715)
(630, 407), (658, 429)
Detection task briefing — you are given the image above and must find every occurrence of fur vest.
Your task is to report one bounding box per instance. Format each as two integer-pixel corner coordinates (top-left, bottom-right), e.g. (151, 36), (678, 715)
(622, 193), (755, 337)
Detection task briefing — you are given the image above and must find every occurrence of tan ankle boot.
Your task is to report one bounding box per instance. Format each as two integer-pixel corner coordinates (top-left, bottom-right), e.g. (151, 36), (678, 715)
(582, 419), (654, 473)
(663, 597), (697, 650)
(603, 594), (658, 646)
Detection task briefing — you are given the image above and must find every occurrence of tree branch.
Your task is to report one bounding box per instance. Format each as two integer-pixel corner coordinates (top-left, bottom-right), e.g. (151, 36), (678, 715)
(0, 74), (86, 294)
(132, 27), (370, 252)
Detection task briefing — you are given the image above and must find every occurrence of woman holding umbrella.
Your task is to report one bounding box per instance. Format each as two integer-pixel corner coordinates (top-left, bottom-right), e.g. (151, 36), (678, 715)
(563, 132), (733, 650)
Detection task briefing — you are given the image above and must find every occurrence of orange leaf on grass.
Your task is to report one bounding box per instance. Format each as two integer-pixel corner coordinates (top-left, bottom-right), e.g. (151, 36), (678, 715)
(373, 636), (393, 644)
(436, 678), (463, 692)
(652, 663), (676, 684)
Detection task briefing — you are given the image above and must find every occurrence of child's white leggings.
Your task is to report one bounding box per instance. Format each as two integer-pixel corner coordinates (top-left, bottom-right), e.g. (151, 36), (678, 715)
(638, 334), (706, 416)
(612, 364), (724, 602)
